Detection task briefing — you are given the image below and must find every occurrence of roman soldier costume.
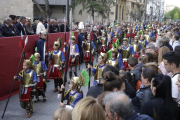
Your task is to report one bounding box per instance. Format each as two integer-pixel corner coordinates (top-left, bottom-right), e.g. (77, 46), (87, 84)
(60, 69), (89, 110)
(119, 38), (135, 70)
(131, 36), (143, 59)
(16, 58), (37, 118)
(92, 52), (108, 85)
(49, 38), (65, 92)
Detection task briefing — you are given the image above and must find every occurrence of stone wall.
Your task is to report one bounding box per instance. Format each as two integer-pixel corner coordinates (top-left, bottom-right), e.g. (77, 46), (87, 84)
(0, 0), (33, 23)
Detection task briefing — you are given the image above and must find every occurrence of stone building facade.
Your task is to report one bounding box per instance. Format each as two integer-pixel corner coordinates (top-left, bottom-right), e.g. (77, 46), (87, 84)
(0, 0), (33, 23)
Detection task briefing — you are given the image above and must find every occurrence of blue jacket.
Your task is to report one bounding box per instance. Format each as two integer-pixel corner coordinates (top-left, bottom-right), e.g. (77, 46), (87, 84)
(36, 38), (46, 61)
(0, 23), (16, 37)
(78, 33), (84, 52)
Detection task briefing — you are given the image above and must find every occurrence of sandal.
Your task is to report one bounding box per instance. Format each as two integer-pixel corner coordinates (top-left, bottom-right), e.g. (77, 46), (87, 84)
(34, 99), (39, 103)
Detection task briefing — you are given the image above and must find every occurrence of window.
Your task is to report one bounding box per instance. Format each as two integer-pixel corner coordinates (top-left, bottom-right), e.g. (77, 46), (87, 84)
(63, 6), (66, 14)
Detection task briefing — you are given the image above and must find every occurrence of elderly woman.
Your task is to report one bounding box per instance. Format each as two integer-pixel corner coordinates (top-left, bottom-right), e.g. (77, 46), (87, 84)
(25, 18), (34, 35)
(162, 35), (173, 51)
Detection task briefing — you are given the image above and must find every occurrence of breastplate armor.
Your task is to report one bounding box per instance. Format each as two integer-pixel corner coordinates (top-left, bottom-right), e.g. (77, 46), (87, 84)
(132, 43), (140, 52)
(94, 64), (103, 81)
(21, 70), (33, 87)
(33, 62), (42, 76)
(127, 28), (130, 33)
(121, 46), (130, 59)
(52, 51), (62, 67)
(85, 41), (92, 52)
(139, 40), (146, 49)
(145, 35), (150, 42)
(108, 59), (118, 69)
(101, 37), (106, 46)
(68, 92), (78, 105)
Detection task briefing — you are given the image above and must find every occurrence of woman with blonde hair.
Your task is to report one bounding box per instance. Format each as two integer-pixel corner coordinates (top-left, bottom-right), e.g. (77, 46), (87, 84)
(158, 46), (172, 77)
(52, 107), (72, 120)
(72, 96), (106, 120)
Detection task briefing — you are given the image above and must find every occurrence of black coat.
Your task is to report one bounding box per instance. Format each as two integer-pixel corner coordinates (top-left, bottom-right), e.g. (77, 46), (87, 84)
(56, 24), (62, 32)
(16, 22), (27, 35)
(10, 24), (20, 35)
(86, 84), (103, 98)
(49, 24), (57, 33)
(0, 23), (16, 37)
(141, 98), (179, 120)
(60, 24), (70, 32)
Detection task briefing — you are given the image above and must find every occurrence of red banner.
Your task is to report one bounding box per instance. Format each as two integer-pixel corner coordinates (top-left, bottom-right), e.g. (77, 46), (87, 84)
(0, 32), (78, 101)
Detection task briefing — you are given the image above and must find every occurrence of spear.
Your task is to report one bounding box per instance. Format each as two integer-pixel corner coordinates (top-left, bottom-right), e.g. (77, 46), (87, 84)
(61, 20), (71, 102)
(88, 25), (93, 89)
(2, 36), (28, 119)
(19, 31), (26, 59)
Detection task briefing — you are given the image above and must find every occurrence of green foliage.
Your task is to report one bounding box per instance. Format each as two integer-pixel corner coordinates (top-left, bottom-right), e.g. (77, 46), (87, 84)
(168, 7), (180, 20)
(174, 12), (179, 20)
(70, 0), (115, 20)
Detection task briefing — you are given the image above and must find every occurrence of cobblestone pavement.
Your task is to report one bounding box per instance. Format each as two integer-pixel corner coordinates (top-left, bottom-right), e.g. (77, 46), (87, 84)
(0, 57), (97, 120)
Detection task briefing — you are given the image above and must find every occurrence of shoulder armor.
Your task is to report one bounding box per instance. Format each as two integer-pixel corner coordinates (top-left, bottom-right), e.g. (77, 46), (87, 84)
(93, 64), (99, 69)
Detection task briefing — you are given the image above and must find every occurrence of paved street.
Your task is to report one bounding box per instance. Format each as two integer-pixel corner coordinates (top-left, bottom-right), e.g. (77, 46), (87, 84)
(0, 56), (98, 120)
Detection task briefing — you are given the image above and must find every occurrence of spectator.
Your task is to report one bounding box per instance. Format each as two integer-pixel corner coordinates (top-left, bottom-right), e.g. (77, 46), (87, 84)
(145, 53), (154, 63)
(145, 43), (156, 53)
(156, 38), (164, 49)
(44, 19), (49, 29)
(143, 62), (161, 73)
(104, 91), (153, 120)
(132, 68), (155, 112)
(149, 37), (157, 48)
(128, 57), (143, 83)
(103, 65), (136, 98)
(103, 71), (125, 92)
(120, 72), (132, 86)
(16, 16), (20, 23)
(141, 75), (179, 120)
(162, 51), (180, 101)
(174, 46), (180, 54)
(53, 108), (72, 120)
(97, 91), (112, 110)
(56, 20), (62, 32)
(16, 16), (27, 35)
(1, 17), (16, 37)
(138, 54), (148, 64)
(172, 34), (180, 50)
(36, 17), (46, 34)
(9, 15), (19, 35)
(162, 35), (173, 51)
(25, 17), (34, 35)
(33, 20), (39, 34)
(166, 32), (173, 46)
(49, 19), (57, 33)
(72, 96), (106, 120)
(158, 46), (172, 77)
(60, 19), (70, 32)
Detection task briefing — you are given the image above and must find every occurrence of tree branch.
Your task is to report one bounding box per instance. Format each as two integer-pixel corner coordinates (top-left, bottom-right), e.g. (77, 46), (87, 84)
(32, 0), (46, 16)
(44, 0), (52, 17)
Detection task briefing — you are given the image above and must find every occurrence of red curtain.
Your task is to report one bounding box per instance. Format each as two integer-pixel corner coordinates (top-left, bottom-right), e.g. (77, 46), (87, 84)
(0, 32), (78, 101)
